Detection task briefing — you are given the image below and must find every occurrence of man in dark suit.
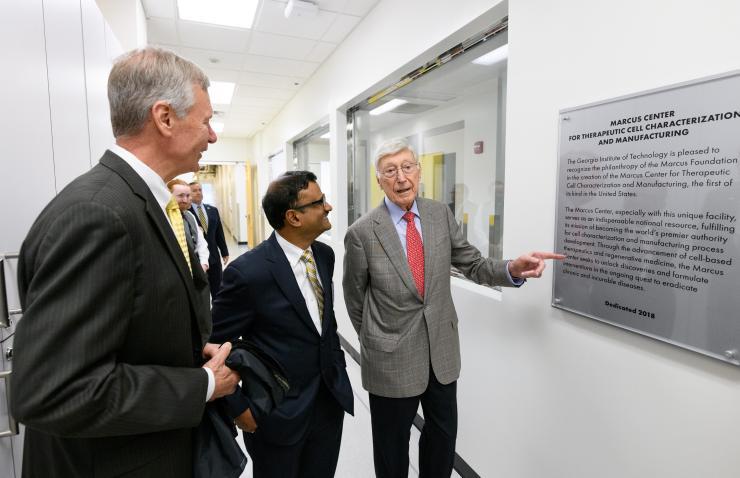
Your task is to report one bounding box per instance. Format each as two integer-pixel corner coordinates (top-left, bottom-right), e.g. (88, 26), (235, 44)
(211, 171), (354, 478)
(189, 181), (230, 297)
(343, 138), (564, 478)
(10, 47), (240, 477)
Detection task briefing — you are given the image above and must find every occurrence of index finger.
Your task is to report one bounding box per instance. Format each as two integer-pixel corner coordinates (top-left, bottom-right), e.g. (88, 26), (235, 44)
(533, 252), (566, 260)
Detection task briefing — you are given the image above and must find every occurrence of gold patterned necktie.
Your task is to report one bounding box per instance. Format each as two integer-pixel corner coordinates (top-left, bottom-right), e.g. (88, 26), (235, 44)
(196, 205), (208, 234)
(166, 197), (192, 274)
(300, 249), (324, 322)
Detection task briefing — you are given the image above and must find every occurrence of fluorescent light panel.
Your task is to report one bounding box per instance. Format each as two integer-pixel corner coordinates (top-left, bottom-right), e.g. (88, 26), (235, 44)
(177, 0), (259, 29)
(472, 44), (508, 66)
(320, 132), (330, 139)
(369, 99), (407, 116)
(211, 122), (225, 133)
(208, 81), (235, 105)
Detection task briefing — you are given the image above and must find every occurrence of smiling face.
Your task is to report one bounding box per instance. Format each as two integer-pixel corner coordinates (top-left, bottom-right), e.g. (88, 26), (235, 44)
(171, 85), (217, 174)
(294, 181), (333, 238)
(376, 148), (421, 211)
(171, 183), (192, 211)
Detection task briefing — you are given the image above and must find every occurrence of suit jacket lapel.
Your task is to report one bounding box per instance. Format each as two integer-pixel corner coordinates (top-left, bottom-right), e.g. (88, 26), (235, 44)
(100, 152), (207, 340)
(372, 203), (422, 300)
(265, 233), (319, 335)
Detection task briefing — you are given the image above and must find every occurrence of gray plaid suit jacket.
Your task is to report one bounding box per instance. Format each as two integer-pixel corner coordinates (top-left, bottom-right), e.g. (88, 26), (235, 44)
(343, 197), (518, 398)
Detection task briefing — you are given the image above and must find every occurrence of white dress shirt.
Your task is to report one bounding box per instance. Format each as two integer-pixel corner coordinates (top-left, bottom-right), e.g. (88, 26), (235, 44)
(109, 145), (215, 402)
(275, 232), (323, 335)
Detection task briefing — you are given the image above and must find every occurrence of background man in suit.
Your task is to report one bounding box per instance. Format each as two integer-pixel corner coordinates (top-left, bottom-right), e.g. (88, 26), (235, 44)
(189, 181), (229, 297)
(10, 47), (240, 478)
(343, 138), (564, 478)
(211, 171), (354, 478)
(169, 178), (210, 272)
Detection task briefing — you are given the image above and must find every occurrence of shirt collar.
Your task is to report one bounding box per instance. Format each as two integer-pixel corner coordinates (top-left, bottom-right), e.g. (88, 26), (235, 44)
(109, 144), (171, 211)
(384, 196), (420, 225)
(275, 231), (311, 268)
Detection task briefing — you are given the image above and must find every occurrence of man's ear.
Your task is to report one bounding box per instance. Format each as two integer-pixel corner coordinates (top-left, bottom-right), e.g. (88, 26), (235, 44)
(284, 209), (301, 228)
(152, 100), (174, 137)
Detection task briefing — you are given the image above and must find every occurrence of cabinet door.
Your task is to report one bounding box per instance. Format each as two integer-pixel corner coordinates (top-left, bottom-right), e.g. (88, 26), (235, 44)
(43, 0), (93, 190)
(0, 0), (56, 254)
(81, 0), (114, 162)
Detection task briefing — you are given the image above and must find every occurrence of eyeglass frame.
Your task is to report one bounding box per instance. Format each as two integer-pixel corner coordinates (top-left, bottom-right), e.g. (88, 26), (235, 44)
(377, 162), (420, 179)
(292, 194), (327, 210)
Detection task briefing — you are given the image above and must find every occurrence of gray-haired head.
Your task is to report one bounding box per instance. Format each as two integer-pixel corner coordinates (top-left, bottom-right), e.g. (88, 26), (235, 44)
(108, 47), (210, 138)
(373, 138), (417, 173)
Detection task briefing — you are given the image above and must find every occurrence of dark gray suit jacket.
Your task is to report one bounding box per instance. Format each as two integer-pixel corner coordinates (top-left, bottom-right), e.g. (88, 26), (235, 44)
(343, 197), (518, 398)
(11, 150), (212, 477)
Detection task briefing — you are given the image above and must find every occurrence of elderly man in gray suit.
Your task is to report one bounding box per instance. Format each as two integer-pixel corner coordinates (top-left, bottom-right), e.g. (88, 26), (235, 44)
(343, 138), (563, 478)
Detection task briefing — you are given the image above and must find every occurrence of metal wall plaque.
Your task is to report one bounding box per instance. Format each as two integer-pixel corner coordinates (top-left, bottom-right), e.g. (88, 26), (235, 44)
(553, 71), (740, 364)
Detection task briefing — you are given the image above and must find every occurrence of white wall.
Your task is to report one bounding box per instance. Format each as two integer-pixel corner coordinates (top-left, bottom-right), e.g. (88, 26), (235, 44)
(95, 0), (147, 51)
(249, 0), (740, 476)
(457, 0), (740, 477)
(0, 1), (120, 475)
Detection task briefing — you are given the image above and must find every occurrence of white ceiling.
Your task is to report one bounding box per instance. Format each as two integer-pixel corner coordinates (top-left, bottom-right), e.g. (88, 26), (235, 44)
(142, 0), (379, 138)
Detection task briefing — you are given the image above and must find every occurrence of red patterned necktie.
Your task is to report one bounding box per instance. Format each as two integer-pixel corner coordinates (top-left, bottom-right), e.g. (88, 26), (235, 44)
(403, 211), (424, 297)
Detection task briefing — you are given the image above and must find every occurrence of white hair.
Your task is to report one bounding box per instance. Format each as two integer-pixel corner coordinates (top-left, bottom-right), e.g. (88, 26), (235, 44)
(373, 138), (417, 173)
(108, 47), (210, 137)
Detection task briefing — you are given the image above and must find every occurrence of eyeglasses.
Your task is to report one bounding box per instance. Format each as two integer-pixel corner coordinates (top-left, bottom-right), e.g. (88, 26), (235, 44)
(379, 162), (419, 179)
(292, 194), (326, 210)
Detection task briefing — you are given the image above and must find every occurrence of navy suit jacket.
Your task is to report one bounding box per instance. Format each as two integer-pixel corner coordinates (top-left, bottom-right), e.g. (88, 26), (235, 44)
(190, 203), (229, 268)
(210, 232), (353, 446)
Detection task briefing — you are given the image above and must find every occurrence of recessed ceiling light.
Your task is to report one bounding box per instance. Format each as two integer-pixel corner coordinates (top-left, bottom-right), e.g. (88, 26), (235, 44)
(211, 122), (225, 133)
(472, 44), (508, 66)
(177, 0), (259, 29)
(369, 99), (407, 116)
(208, 81), (235, 105)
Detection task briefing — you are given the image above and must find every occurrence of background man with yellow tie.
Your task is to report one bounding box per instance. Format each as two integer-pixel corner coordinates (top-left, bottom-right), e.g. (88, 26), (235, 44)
(211, 171), (353, 478)
(11, 47), (239, 477)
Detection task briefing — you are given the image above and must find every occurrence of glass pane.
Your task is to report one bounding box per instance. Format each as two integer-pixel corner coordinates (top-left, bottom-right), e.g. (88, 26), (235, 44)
(349, 30), (508, 277)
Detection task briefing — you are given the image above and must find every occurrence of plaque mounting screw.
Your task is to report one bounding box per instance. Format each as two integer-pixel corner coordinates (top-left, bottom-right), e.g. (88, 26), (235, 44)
(562, 116), (570, 121)
(724, 349), (737, 360)
(553, 297), (562, 304)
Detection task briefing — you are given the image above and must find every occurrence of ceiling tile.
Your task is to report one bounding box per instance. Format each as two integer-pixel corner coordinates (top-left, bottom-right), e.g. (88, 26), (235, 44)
(336, 0), (378, 16)
(254, 0), (337, 40)
(177, 21), (251, 53)
(321, 13), (360, 43)
(202, 68), (240, 83)
(248, 31), (317, 60)
(306, 41), (336, 62)
(237, 71), (303, 89)
(228, 96), (286, 108)
(315, 0), (348, 13)
(142, 0), (177, 19)
(234, 84), (296, 100)
(178, 46), (247, 71)
(242, 54), (318, 77)
(147, 18), (179, 45)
